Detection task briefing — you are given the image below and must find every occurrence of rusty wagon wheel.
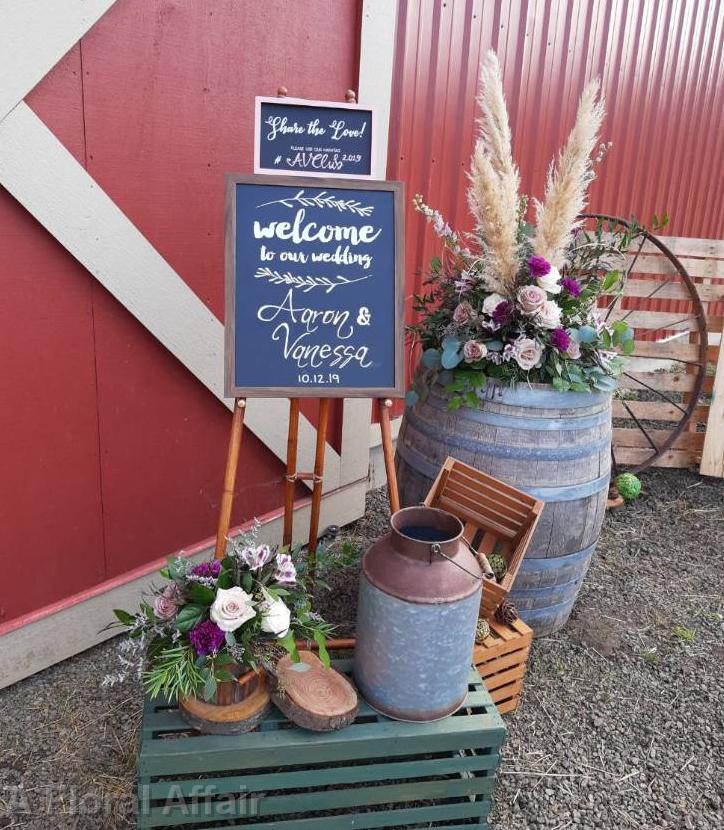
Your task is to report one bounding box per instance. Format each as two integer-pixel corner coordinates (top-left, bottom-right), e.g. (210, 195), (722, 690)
(576, 214), (709, 474)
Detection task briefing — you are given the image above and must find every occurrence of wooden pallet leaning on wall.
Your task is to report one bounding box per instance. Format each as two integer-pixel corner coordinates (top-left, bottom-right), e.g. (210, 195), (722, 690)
(608, 236), (724, 475)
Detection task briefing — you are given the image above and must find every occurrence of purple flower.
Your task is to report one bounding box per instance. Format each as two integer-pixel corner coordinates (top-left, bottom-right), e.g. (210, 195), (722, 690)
(191, 561), (222, 579)
(528, 256), (552, 278)
(188, 619), (225, 656)
(492, 300), (514, 326)
(550, 328), (571, 352)
(561, 277), (581, 298)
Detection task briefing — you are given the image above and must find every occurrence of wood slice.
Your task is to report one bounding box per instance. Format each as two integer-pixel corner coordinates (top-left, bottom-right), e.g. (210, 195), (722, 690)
(271, 650), (358, 731)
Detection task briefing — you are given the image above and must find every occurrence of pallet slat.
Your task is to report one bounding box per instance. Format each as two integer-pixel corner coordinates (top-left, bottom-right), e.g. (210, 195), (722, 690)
(612, 428), (705, 451)
(618, 371), (713, 393)
(137, 661), (504, 829)
(612, 401), (710, 423)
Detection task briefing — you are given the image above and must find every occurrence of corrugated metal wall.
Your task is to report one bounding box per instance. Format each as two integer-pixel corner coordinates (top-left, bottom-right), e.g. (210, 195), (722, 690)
(389, 0), (724, 309)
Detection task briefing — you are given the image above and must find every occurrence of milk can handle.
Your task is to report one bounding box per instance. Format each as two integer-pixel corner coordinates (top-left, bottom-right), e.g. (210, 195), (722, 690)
(429, 543), (485, 580)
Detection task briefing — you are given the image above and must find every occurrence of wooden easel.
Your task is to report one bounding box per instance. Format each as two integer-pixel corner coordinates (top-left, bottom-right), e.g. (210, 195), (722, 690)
(213, 396), (399, 569)
(214, 86), (400, 568)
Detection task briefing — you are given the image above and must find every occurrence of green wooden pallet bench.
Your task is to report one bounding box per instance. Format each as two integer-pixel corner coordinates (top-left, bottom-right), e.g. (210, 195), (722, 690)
(137, 657), (506, 829)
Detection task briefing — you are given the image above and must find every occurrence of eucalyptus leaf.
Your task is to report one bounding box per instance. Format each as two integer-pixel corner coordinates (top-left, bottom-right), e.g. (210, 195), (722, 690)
(441, 347), (462, 369)
(405, 389), (420, 408)
(578, 325), (598, 344)
(441, 335), (461, 350)
(421, 348), (442, 369)
(202, 672), (217, 702)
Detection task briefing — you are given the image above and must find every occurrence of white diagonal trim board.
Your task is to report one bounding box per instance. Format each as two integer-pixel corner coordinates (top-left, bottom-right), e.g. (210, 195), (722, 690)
(0, 0), (119, 122)
(0, 102), (339, 485)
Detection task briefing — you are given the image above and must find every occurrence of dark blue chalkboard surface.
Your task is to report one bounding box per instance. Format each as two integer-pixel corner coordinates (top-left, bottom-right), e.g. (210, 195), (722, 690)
(225, 174), (404, 397)
(254, 97), (375, 178)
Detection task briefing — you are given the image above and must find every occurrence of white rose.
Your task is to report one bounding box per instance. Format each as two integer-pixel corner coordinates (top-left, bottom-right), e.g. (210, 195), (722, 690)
(259, 590), (291, 638)
(536, 265), (562, 294)
(513, 337), (543, 371)
(482, 292), (506, 315)
(209, 587), (256, 632)
(536, 300), (562, 329)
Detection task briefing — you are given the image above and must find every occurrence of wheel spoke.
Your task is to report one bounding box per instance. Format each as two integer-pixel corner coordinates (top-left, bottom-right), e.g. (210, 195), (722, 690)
(620, 398), (660, 452)
(621, 372), (688, 415)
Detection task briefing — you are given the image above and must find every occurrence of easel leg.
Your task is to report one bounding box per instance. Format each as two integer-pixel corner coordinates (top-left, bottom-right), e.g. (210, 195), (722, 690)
(214, 399), (246, 560)
(283, 398), (300, 548)
(378, 398), (400, 513)
(307, 398), (331, 575)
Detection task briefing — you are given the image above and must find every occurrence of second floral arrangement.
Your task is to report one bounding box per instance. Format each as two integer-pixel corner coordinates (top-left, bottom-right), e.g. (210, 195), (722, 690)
(408, 52), (647, 410)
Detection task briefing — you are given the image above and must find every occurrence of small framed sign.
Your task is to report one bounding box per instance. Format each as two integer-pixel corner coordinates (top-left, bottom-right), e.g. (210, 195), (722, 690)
(225, 174), (404, 398)
(254, 96), (376, 178)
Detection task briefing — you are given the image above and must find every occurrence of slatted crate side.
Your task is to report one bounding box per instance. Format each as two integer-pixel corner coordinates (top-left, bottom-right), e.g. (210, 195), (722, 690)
(139, 802), (492, 830)
(137, 664), (505, 829)
(472, 619), (533, 716)
(424, 458), (543, 619)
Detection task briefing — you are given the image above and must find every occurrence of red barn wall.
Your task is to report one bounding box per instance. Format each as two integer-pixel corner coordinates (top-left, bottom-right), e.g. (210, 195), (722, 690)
(389, 0), (724, 331)
(0, 0), (361, 627)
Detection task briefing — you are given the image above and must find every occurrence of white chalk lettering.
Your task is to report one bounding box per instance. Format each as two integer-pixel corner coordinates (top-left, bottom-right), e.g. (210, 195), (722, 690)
(253, 209), (380, 245)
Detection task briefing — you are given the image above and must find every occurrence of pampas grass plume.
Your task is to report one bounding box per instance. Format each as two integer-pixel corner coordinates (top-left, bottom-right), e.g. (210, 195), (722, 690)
(533, 78), (606, 268)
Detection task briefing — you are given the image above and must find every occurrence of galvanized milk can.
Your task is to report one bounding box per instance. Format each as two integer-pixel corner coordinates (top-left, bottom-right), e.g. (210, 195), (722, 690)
(353, 505), (483, 721)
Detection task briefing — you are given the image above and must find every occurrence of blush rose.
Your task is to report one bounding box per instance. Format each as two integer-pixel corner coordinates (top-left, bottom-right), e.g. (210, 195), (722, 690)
(517, 285), (547, 315)
(463, 340), (488, 362)
(513, 337), (543, 371)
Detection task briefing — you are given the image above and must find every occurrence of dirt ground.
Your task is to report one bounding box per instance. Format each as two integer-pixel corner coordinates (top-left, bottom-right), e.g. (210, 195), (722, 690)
(0, 468), (722, 829)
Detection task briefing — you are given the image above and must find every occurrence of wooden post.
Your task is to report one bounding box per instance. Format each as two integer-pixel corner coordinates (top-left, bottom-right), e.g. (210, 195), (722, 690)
(307, 398), (331, 574)
(283, 398), (300, 547)
(378, 398), (400, 513)
(214, 399), (246, 560)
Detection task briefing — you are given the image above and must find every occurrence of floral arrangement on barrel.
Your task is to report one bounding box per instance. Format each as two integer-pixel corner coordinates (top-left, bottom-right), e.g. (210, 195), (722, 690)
(105, 521), (333, 703)
(407, 51), (653, 410)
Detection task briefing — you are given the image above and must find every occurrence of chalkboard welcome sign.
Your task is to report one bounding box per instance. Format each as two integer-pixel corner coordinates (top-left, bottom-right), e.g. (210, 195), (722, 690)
(225, 174), (404, 398)
(254, 97), (375, 178)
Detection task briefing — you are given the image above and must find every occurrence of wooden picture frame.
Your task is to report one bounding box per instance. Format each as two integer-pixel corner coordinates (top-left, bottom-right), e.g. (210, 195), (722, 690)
(254, 96), (377, 179)
(224, 173), (405, 398)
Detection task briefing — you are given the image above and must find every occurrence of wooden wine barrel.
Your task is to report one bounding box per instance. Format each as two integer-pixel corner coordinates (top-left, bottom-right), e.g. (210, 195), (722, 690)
(396, 382), (612, 636)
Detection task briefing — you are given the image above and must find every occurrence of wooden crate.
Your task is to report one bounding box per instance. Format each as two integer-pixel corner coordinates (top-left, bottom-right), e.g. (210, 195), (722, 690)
(425, 457), (543, 620)
(473, 618), (533, 715)
(137, 657), (506, 829)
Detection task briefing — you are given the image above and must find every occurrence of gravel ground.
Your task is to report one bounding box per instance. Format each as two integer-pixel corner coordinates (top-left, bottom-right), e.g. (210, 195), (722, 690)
(0, 469), (722, 829)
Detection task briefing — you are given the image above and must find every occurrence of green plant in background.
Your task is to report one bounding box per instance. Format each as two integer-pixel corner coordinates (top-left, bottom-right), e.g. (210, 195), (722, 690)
(615, 472), (642, 502)
(672, 625), (695, 644)
(640, 646), (660, 666)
